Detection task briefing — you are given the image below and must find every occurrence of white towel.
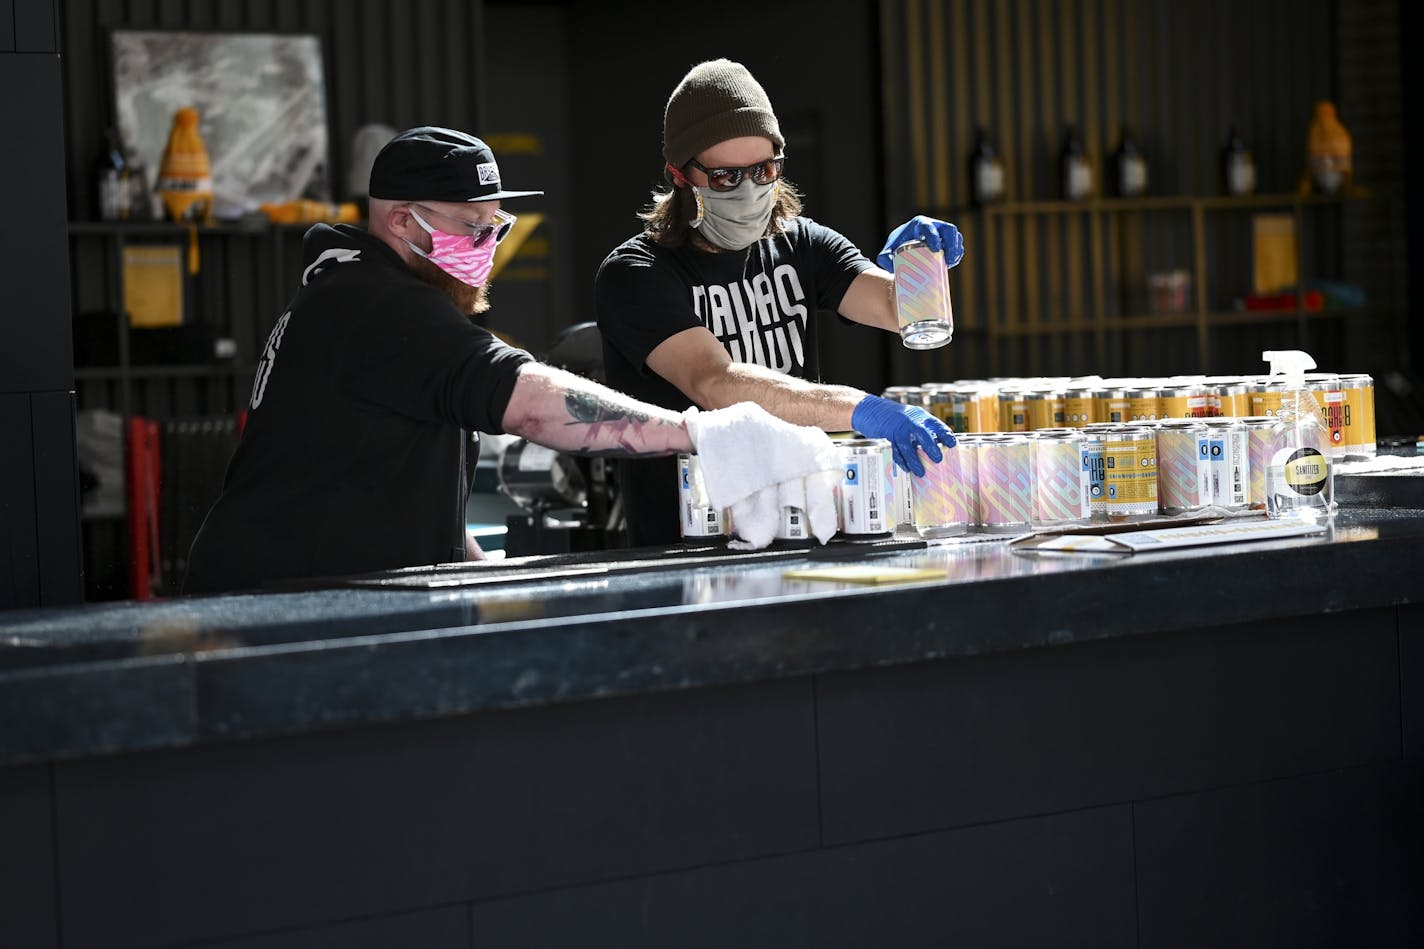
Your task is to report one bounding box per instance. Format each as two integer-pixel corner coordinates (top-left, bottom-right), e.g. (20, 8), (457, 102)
(684, 403), (843, 549)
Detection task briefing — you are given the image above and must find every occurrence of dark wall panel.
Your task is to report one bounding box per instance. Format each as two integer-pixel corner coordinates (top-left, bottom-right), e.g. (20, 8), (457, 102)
(31, 391), (83, 604)
(54, 679), (818, 949)
(202, 906), (468, 949)
(1134, 763), (1422, 949)
(0, 764), (58, 949)
(15, 0), (56, 51)
(1403, 603), (1423, 760)
(817, 608), (1401, 845)
(1, 1), (15, 50)
(473, 804), (1136, 949)
(0, 395), (40, 607)
(0, 51), (72, 394)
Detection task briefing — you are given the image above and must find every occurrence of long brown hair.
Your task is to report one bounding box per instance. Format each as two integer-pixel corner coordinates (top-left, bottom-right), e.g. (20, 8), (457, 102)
(638, 175), (804, 248)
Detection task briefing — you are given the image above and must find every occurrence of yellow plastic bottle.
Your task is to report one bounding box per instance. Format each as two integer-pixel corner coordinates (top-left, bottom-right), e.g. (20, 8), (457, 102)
(1301, 101), (1352, 196)
(154, 107), (213, 222)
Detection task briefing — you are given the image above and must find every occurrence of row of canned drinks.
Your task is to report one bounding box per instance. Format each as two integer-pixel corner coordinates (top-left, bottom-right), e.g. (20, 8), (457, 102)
(883, 373), (1376, 459)
(681, 419), (1289, 542)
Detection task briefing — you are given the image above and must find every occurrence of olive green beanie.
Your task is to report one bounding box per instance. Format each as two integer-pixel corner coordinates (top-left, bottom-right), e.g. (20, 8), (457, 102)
(662, 59), (785, 170)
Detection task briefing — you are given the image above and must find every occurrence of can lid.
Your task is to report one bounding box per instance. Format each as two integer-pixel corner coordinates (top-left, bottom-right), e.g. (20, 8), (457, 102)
(1031, 427), (1082, 438)
(1200, 416), (1245, 428)
(837, 437), (892, 448)
(1154, 418), (1207, 429)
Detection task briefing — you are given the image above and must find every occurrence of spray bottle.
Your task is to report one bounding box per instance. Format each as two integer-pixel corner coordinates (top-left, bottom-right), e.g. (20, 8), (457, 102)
(1262, 350), (1334, 520)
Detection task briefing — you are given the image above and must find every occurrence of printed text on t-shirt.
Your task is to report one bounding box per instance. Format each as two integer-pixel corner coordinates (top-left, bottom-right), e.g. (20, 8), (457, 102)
(691, 264), (808, 372)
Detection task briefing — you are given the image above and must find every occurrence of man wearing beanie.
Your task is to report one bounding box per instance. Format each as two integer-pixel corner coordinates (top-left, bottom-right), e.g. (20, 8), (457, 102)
(596, 59), (965, 547)
(184, 126), (831, 592)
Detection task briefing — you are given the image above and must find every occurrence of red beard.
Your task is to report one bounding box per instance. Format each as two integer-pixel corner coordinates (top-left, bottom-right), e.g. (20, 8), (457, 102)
(408, 254), (491, 315)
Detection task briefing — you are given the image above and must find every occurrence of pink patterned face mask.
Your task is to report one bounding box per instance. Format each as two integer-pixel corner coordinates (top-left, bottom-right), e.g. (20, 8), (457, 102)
(403, 205), (514, 287)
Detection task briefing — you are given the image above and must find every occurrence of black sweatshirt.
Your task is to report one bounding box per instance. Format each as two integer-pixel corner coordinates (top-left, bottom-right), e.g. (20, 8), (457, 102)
(183, 224), (533, 593)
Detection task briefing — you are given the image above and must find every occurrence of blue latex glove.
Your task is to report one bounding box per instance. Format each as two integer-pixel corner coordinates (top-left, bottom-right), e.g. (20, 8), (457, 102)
(877, 215), (965, 272)
(851, 394), (958, 476)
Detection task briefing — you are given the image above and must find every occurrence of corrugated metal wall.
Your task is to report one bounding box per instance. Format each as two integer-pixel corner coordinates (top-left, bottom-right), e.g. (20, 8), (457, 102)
(877, 0), (1401, 383)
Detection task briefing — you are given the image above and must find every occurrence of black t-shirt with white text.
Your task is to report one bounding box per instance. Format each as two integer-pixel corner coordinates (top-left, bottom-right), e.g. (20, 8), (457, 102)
(183, 224), (533, 593)
(595, 217), (875, 546)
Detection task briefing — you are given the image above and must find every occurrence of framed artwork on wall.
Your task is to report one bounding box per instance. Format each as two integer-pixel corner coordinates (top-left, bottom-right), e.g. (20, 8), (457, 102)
(111, 30), (331, 219)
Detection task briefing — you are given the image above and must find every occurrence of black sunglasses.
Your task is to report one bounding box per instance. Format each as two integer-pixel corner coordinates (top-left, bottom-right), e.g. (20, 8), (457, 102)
(685, 156), (785, 192)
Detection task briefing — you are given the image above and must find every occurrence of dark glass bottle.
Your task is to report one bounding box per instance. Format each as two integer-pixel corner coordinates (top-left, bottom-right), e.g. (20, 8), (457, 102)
(969, 127), (1005, 206)
(1221, 125), (1257, 196)
(94, 128), (130, 221)
(1110, 126), (1148, 198)
(1059, 125), (1093, 201)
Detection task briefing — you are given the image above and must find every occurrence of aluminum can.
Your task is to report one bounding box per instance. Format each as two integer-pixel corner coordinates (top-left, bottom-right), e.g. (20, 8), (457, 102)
(975, 433), (1033, 532)
(893, 240), (954, 349)
(1214, 382), (1249, 418)
(1157, 385), (1211, 419)
(1125, 387), (1161, 422)
(922, 384), (956, 425)
(677, 453), (726, 540)
(1306, 374), (1345, 457)
(889, 447), (915, 527)
(1101, 424), (1158, 520)
(1062, 387), (1099, 427)
(774, 506), (813, 545)
(1201, 417), (1251, 510)
(1080, 426), (1110, 520)
(1249, 380), (1289, 417)
(1025, 389), (1066, 431)
(911, 444), (973, 538)
(881, 385), (918, 404)
(1336, 373), (1377, 458)
(1099, 388), (1130, 424)
(835, 438), (893, 536)
(1154, 419), (1210, 514)
(998, 390), (1030, 432)
(948, 388), (977, 432)
(1031, 429), (1090, 526)
(955, 433), (985, 526)
(1240, 416), (1279, 510)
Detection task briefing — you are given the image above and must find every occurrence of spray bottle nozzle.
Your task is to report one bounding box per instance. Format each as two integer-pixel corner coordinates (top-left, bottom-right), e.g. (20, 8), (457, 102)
(1262, 349), (1317, 388)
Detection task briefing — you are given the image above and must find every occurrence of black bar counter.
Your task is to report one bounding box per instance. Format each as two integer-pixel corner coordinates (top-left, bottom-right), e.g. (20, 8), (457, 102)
(3, 502), (1422, 947)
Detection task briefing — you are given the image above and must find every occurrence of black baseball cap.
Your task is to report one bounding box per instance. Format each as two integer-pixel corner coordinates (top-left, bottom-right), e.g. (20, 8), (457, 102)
(367, 126), (543, 202)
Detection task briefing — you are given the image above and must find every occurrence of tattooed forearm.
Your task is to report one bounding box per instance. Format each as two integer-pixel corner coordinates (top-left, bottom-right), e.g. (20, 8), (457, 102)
(564, 389), (652, 426)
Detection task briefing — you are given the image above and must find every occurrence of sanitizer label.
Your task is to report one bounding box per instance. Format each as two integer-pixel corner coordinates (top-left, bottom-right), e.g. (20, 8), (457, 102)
(1282, 447), (1329, 495)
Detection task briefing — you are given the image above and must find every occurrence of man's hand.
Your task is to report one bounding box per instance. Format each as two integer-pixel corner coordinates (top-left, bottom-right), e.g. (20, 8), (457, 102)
(850, 394), (957, 476)
(877, 215), (965, 271)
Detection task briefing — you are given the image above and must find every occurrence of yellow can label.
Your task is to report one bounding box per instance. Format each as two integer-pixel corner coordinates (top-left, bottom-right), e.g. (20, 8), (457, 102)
(999, 398), (1029, 432)
(1103, 437), (1158, 514)
(1127, 395), (1159, 421)
(1317, 390), (1345, 448)
(1106, 397), (1130, 424)
(1250, 391), (1285, 417)
(1063, 394), (1095, 426)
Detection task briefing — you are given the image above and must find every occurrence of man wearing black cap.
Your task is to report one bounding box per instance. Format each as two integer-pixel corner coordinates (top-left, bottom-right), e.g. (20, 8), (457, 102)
(184, 127), (823, 593)
(596, 59), (965, 547)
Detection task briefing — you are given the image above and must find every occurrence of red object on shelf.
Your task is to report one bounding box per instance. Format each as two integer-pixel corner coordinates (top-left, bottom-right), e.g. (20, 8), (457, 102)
(126, 417), (162, 600)
(1242, 290), (1325, 312)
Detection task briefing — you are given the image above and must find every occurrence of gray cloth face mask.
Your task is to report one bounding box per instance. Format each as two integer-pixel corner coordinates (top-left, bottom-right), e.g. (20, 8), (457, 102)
(690, 179), (777, 250)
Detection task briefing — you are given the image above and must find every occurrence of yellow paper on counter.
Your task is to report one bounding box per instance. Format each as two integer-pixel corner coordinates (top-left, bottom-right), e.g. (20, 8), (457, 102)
(782, 565), (945, 585)
(123, 244), (184, 327)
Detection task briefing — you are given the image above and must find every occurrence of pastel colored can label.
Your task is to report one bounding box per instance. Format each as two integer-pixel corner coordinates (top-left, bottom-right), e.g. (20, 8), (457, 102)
(1155, 425), (1208, 514)
(1032, 436), (1090, 524)
(976, 437), (1033, 530)
(893, 242), (953, 328)
(911, 446), (972, 536)
(1242, 418), (1279, 509)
